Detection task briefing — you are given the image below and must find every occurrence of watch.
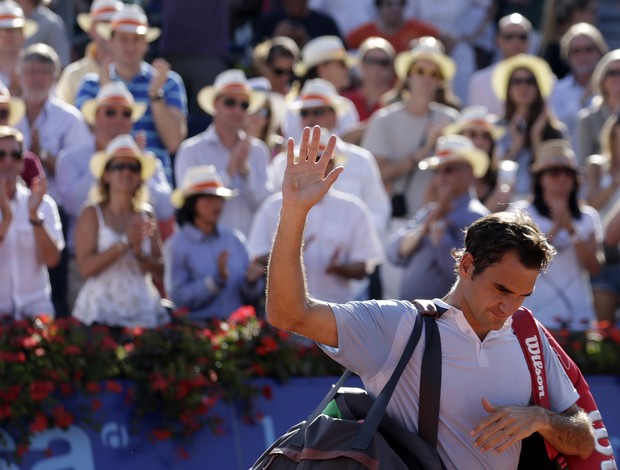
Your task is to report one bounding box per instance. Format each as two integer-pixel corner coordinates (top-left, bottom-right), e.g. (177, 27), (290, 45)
(149, 89), (165, 101)
(29, 215), (44, 226)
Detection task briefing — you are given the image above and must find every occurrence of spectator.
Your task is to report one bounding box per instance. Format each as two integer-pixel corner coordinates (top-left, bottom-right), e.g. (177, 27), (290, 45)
(492, 53), (565, 199)
(575, 49), (620, 164)
(0, 1), (37, 95)
(443, 105), (514, 212)
(56, 81), (173, 310)
(72, 134), (167, 328)
(174, 69), (271, 236)
(346, 0), (439, 54)
(251, 36), (299, 96)
(387, 134), (489, 300)
(308, 0), (375, 37)
(0, 125), (63, 318)
(549, 23), (607, 143)
(244, 77), (286, 158)
(284, 35), (359, 141)
(341, 36), (396, 144)
(248, 128), (384, 303)
(16, 0), (70, 67)
(252, 0), (343, 49)
(164, 165), (265, 323)
(75, 4), (188, 182)
(55, 0), (123, 106)
(467, 13), (532, 116)
(512, 139), (603, 331)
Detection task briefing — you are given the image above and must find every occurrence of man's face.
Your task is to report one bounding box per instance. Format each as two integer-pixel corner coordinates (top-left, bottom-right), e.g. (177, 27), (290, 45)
(0, 136), (23, 196)
(316, 60), (350, 92)
(19, 60), (55, 103)
(0, 27), (24, 54)
(497, 24), (529, 59)
(94, 104), (133, 141)
(458, 251), (539, 338)
(431, 161), (474, 198)
(214, 93), (251, 130)
(299, 105), (336, 129)
(567, 35), (602, 76)
(194, 194), (224, 226)
(377, 0), (406, 27)
(109, 31), (148, 68)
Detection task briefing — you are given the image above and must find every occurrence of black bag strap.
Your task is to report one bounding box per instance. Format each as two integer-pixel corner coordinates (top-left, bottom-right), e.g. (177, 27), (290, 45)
(418, 314), (441, 448)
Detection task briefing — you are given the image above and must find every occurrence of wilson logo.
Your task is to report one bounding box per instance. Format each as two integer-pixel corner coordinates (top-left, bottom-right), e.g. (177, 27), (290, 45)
(525, 335), (546, 399)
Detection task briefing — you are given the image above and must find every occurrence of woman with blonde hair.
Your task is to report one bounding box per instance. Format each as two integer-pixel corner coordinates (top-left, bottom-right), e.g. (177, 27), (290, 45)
(73, 135), (167, 328)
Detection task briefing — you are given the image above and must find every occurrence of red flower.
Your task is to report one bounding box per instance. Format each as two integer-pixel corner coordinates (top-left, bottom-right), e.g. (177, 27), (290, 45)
(30, 381), (55, 401)
(53, 406), (74, 428)
(150, 373), (169, 392)
(175, 381), (190, 399)
(63, 345), (82, 355)
(229, 305), (256, 324)
(262, 385), (273, 400)
(86, 382), (101, 394)
(0, 405), (11, 419)
(0, 351), (26, 362)
(151, 429), (172, 441)
(60, 383), (73, 397)
(100, 336), (118, 351)
(106, 381), (123, 393)
(29, 413), (48, 433)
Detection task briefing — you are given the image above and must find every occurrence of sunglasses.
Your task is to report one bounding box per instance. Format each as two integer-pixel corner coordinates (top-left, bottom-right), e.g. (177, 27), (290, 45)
(433, 164), (466, 175)
(363, 57), (392, 67)
(541, 167), (575, 178)
(222, 97), (250, 110)
(605, 69), (620, 78)
(569, 45), (598, 55)
(0, 108), (9, 120)
(272, 66), (293, 77)
(107, 161), (141, 173)
(104, 108), (132, 119)
(462, 129), (492, 141)
(409, 66), (441, 79)
(0, 149), (22, 161)
(509, 76), (537, 87)
(300, 107), (331, 118)
(501, 33), (528, 41)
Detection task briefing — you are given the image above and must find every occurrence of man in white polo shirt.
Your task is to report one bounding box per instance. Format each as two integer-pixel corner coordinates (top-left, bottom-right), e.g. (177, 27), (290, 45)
(265, 126), (595, 469)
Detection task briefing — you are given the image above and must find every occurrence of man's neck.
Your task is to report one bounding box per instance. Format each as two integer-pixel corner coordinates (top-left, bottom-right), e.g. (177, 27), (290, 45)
(26, 99), (46, 123)
(214, 122), (241, 149)
(113, 61), (142, 81)
(406, 95), (433, 116)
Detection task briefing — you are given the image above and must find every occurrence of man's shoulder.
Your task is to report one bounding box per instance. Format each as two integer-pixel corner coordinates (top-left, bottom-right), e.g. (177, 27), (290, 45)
(177, 128), (215, 153)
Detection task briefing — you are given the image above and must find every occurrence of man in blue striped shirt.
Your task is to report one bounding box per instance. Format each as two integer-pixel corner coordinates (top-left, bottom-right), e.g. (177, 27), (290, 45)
(74, 4), (187, 183)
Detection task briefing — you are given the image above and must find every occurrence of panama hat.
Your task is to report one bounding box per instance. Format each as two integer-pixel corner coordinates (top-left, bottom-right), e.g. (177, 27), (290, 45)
(531, 139), (579, 173)
(171, 165), (238, 208)
(288, 79), (349, 116)
(80, 81), (146, 125)
(492, 54), (555, 101)
(443, 106), (505, 141)
(0, 85), (25, 126)
(591, 49), (620, 96)
(96, 4), (161, 42)
(90, 134), (156, 181)
(419, 135), (489, 178)
(197, 69), (266, 116)
(0, 1), (37, 38)
(294, 36), (355, 77)
(394, 36), (456, 82)
(77, 0), (123, 33)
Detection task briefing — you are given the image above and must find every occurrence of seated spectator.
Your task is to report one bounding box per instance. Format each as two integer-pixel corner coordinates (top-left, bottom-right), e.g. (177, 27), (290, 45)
(575, 49), (620, 164)
(72, 134), (167, 328)
(341, 36), (395, 144)
(442, 105), (514, 211)
(251, 36), (299, 96)
(56, 0), (123, 106)
(175, 69), (272, 236)
(284, 35), (359, 141)
(0, 0), (37, 95)
(549, 23), (607, 143)
(252, 0), (343, 49)
(492, 54), (565, 199)
(387, 135), (489, 300)
(164, 166), (265, 323)
(75, 4), (188, 182)
(248, 129), (384, 303)
(346, 0), (439, 53)
(512, 139), (603, 331)
(0, 126), (63, 317)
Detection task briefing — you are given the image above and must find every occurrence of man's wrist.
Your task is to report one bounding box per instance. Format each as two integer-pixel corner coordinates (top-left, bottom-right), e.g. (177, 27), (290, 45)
(149, 88), (165, 101)
(29, 215), (44, 226)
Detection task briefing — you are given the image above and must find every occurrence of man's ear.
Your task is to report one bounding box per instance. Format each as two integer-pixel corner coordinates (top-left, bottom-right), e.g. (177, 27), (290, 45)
(460, 252), (475, 278)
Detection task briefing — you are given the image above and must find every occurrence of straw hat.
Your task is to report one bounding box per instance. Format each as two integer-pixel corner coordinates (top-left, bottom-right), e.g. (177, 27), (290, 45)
(96, 4), (161, 42)
(491, 54), (555, 101)
(77, 0), (123, 33)
(0, 1), (37, 38)
(288, 78), (349, 116)
(197, 69), (266, 116)
(90, 134), (156, 181)
(294, 36), (355, 77)
(80, 81), (146, 125)
(0, 84), (25, 126)
(591, 49), (620, 96)
(394, 36), (456, 82)
(419, 135), (489, 178)
(443, 106), (505, 141)
(171, 165), (238, 208)
(531, 139), (579, 173)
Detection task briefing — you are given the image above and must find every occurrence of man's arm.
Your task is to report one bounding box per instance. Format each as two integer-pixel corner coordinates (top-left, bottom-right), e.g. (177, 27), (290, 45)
(472, 399), (594, 459)
(266, 126), (343, 347)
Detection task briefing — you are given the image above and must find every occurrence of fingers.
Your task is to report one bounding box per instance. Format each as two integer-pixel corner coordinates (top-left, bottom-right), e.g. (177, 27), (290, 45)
(297, 127), (311, 163)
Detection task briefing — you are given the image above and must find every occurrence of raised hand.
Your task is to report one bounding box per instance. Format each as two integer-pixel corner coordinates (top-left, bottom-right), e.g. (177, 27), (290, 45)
(27, 176), (47, 215)
(281, 126), (342, 212)
(149, 58), (170, 96)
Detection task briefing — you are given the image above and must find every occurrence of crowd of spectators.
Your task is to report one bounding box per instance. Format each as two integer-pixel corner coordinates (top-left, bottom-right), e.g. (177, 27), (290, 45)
(1, 0), (620, 343)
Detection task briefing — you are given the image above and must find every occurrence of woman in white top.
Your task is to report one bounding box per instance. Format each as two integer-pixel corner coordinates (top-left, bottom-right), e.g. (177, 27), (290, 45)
(73, 135), (167, 328)
(513, 139), (604, 331)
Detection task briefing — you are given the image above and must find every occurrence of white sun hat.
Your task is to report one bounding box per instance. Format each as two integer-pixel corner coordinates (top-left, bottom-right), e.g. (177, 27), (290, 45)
(197, 69), (266, 116)
(171, 165), (238, 208)
(90, 134), (157, 181)
(77, 0), (123, 33)
(419, 135), (490, 178)
(96, 4), (161, 42)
